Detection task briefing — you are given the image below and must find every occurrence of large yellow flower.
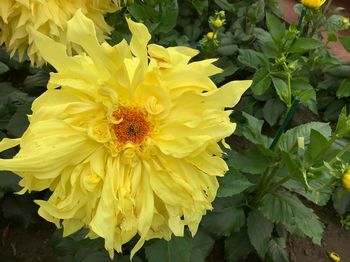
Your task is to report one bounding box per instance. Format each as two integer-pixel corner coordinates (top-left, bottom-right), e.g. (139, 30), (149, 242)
(0, 0), (125, 66)
(0, 11), (251, 258)
(301, 0), (326, 9)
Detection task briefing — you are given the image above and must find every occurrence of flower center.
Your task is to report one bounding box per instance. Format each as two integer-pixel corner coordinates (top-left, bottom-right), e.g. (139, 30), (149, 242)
(112, 107), (151, 145)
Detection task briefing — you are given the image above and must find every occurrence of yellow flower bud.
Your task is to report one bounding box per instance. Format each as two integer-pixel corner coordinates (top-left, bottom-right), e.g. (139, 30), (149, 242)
(343, 17), (349, 24)
(301, 0), (326, 9)
(342, 169), (350, 191)
(328, 252), (341, 262)
(214, 19), (223, 28)
(207, 32), (216, 40)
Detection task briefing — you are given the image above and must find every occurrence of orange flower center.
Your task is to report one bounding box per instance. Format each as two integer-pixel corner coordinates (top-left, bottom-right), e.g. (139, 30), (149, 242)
(112, 107), (151, 144)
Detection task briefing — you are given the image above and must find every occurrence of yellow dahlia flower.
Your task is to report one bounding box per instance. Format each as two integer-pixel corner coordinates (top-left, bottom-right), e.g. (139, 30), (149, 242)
(301, 0), (326, 9)
(0, 0), (125, 66)
(0, 10), (251, 258)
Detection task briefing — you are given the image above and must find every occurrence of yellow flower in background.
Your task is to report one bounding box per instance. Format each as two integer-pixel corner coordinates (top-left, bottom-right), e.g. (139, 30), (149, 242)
(0, 0), (126, 66)
(301, 0), (326, 9)
(342, 169), (350, 191)
(0, 11), (251, 258)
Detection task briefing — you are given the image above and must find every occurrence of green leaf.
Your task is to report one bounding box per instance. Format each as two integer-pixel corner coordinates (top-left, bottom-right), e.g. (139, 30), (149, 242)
(339, 36), (350, 53)
(266, 13), (285, 43)
(332, 187), (350, 215)
(251, 68), (271, 96)
(217, 169), (254, 197)
(1, 194), (38, 228)
(155, 1), (179, 33)
(292, 79), (317, 114)
(289, 38), (323, 52)
(335, 107), (350, 136)
(214, 0), (235, 12)
(236, 112), (272, 147)
(324, 100), (346, 122)
(260, 193), (324, 245)
(278, 122), (332, 152)
(284, 178), (332, 206)
(190, 230), (215, 262)
(0, 61), (10, 74)
(0, 171), (20, 193)
(191, 0), (208, 14)
(271, 76), (289, 105)
(265, 238), (289, 262)
(337, 79), (350, 98)
(6, 101), (32, 137)
(247, 210), (273, 257)
(145, 235), (192, 262)
(324, 65), (350, 78)
(227, 149), (269, 175)
(211, 64), (238, 85)
(225, 228), (254, 262)
(238, 49), (264, 70)
(263, 98), (285, 126)
(305, 130), (329, 164)
(248, 0), (265, 24)
(201, 207), (245, 236)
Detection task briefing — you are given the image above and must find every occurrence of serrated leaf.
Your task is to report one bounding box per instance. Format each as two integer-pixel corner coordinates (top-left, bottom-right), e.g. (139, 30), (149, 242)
(0, 61), (10, 74)
(247, 210), (273, 257)
(236, 112), (272, 147)
(305, 130), (329, 164)
(225, 228), (254, 262)
(145, 235), (192, 262)
(238, 49), (266, 70)
(6, 101), (32, 137)
(266, 13), (285, 43)
(271, 76), (289, 105)
(336, 79), (350, 98)
(227, 149), (269, 175)
(190, 229), (214, 262)
(201, 207), (245, 236)
(263, 98), (285, 126)
(251, 68), (271, 96)
(332, 187), (350, 215)
(265, 238), (289, 262)
(260, 193), (324, 245)
(217, 170), (254, 197)
(289, 38), (323, 52)
(278, 122), (332, 152)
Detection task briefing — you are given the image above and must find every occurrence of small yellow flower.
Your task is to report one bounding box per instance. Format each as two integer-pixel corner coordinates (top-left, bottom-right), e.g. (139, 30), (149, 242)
(0, 0), (126, 66)
(301, 0), (326, 9)
(343, 18), (349, 24)
(0, 11), (251, 258)
(207, 32), (216, 40)
(214, 19), (223, 28)
(342, 169), (350, 191)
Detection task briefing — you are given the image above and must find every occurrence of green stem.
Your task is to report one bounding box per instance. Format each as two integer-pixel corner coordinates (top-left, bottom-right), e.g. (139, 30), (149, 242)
(269, 97), (300, 150)
(265, 175), (292, 195)
(297, 8), (306, 31)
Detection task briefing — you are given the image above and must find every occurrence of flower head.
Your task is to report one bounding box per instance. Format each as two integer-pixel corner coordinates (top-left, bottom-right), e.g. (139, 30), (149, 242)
(0, 11), (250, 258)
(301, 0), (326, 9)
(0, 0), (125, 66)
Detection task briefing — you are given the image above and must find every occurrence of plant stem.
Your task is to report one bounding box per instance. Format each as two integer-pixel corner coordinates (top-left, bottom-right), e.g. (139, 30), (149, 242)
(297, 8), (306, 31)
(328, 141), (350, 165)
(269, 97), (300, 150)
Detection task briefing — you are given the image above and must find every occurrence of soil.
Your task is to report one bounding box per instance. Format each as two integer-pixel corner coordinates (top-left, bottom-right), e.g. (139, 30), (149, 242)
(289, 203), (350, 262)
